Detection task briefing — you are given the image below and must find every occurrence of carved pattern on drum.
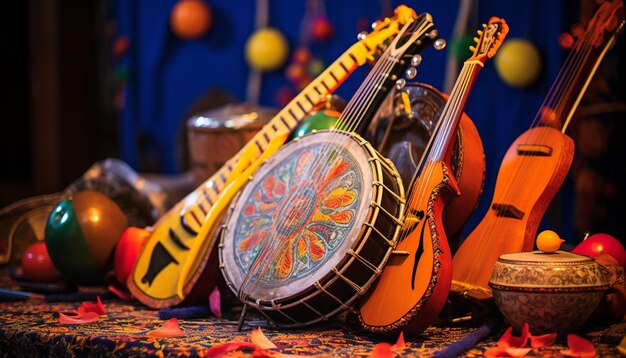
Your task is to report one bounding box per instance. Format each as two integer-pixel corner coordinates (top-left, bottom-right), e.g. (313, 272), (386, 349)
(233, 144), (362, 287)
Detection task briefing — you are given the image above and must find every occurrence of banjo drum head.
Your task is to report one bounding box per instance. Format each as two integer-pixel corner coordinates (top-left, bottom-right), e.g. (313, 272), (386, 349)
(220, 131), (374, 303)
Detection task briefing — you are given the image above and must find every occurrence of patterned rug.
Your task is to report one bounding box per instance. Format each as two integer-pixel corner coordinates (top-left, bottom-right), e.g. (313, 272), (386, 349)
(0, 276), (621, 356)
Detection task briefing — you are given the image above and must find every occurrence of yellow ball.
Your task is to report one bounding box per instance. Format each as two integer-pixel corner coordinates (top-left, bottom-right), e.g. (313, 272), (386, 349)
(245, 27), (289, 72)
(495, 38), (541, 88)
(536, 230), (564, 253)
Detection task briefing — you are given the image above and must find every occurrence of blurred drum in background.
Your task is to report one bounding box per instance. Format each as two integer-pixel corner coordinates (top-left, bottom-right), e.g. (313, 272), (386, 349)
(186, 104), (276, 186)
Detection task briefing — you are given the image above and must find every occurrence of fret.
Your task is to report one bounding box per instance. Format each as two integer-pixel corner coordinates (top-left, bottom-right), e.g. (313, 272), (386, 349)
(338, 61), (350, 74)
(202, 189), (214, 206)
(288, 106), (306, 120)
(304, 93), (317, 107)
(279, 115), (293, 129)
(296, 100), (310, 115)
(332, 65), (348, 80)
(329, 71), (339, 84)
(348, 53), (359, 65)
(198, 201), (208, 215)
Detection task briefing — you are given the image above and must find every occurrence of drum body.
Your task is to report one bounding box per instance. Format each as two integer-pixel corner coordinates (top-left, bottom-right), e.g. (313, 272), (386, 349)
(219, 130), (405, 327)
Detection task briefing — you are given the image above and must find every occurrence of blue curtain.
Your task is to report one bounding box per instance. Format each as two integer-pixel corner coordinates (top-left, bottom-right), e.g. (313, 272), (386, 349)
(113, 0), (571, 238)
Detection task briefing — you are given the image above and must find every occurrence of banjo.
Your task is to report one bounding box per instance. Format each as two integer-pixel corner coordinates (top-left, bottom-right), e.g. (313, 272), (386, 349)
(219, 8), (441, 327)
(127, 5), (417, 309)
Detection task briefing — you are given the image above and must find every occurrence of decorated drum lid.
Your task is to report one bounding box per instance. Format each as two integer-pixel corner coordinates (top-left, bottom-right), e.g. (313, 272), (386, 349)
(489, 251), (610, 292)
(489, 250), (615, 334)
(221, 131), (376, 302)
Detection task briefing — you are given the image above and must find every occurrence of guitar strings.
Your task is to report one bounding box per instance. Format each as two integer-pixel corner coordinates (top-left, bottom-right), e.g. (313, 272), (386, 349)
(236, 50), (400, 302)
(395, 59), (479, 252)
(238, 16), (438, 304)
(236, 18), (429, 303)
(460, 13), (603, 282)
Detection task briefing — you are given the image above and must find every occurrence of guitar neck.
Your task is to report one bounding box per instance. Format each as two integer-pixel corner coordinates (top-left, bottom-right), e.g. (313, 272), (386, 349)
(187, 40), (376, 207)
(431, 61), (483, 162)
(549, 22), (623, 132)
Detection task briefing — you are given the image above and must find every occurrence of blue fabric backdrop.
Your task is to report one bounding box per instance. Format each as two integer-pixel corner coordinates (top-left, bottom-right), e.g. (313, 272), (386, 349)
(113, 0), (573, 239)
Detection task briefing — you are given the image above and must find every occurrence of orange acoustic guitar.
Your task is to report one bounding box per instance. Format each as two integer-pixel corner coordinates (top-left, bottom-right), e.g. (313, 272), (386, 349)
(127, 6), (419, 309)
(358, 17), (508, 336)
(452, 0), (624, 301)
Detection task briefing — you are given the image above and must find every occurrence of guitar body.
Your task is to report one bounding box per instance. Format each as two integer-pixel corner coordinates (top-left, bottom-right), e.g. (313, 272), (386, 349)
(452, 0), (624, 300)
(442, 105), (485, 244)
(371, 83), (485, 243)
(358, 16), (509, 336)
(358, 161), (457, 336)
(452, 126), (574, 299)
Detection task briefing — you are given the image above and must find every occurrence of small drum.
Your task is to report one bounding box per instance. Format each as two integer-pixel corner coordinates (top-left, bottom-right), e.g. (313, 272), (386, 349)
(219, 130), (405, 327)
(187, 104), (276, 186)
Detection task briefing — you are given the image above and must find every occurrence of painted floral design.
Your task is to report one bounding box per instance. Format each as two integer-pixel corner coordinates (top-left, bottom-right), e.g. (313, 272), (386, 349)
(233, 144), (362, 287)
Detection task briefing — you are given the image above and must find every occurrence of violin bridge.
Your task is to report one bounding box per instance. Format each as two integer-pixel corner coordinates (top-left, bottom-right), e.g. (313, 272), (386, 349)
(516, 144), (553, 156)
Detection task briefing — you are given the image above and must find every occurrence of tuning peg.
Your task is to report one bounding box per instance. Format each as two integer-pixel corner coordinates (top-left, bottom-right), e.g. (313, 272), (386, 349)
(469, 46), (476, 52)
(473, 37), (479, 43)
(482, 23), (487, 28)
(410, 54), (422, 66)
(476, 30), (483, 36)
(395, 78), (406, 90)
(357, 31), (368, 40)
(428, 29), (439, 39)
(371, 21), (378, 30)
(434, 38), (446, 50)
(405, 67), (417, 80)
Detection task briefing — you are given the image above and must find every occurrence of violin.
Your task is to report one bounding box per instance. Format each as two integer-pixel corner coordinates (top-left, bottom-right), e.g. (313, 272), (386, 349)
(452, 0), (625, 301)
(126, 9), (414, 308)
(358, 18), (508, 336)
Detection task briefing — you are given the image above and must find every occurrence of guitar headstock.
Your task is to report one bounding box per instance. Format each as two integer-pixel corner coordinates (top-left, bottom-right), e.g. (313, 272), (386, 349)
(466, 17), (509, 64)
(358, 5), (420, 59)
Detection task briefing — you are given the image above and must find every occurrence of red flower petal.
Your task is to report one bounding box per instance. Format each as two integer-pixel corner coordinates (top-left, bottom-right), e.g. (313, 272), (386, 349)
(108, 285), (133, 302)
(250, 327), (277, 350)
(529, 332), (557, 348)
(77, 296), (106, 315)
(209, 286), (222, 319)
(59, 311), (100, 325)
(369, 342), (394, 358)
(391, 331), (406, 352)
(497, 324), (530, 348)
(205, 341), (257, 356)
(485, 347), (531, 357)
(252, 348), (308, 357)
(560, 334), (596, 357)
(146, 318), (186, 338)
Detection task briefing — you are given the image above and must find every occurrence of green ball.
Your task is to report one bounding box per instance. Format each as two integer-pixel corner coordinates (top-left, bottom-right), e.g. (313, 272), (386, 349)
(291, 110), (340, 139)
(45, 190), (128, 285)
(450, 33), (475, 62)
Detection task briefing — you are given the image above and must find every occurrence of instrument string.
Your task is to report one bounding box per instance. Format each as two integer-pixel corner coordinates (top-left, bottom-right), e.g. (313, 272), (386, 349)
(237, 18), (431, 302)
(237, 51), (398, 301)
(239, 16), (436, 301)
(396, 61), (477, 250)
(464, 18), (604, 279)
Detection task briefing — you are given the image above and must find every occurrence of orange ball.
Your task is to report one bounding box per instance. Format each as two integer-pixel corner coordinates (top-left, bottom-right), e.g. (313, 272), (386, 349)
(170, 0), (212, 39)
